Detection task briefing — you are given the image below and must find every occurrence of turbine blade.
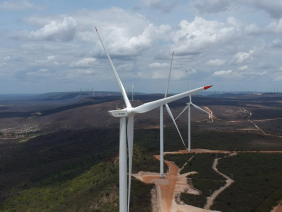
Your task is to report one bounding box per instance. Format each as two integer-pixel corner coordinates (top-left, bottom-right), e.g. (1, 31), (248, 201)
(191, 103), (211, 116)
(95, 27), (132, 108)
(127, 116), (134, 211)
(175, 105), (189, 121)
(165, 104), (186, 148)
(165, 52), (174, 98)
(133, 86), (212, 114)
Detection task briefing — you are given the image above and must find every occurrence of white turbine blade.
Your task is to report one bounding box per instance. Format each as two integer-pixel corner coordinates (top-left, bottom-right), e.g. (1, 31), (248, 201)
(165, 104), (186, 148)
(191, 103), (213, 117)
(175, 105), (189, 121)
(133, 86), (212, 114)
(165, 52), (174, 98)
(95, 27), (132, 108)
(127, 116), (134, 211)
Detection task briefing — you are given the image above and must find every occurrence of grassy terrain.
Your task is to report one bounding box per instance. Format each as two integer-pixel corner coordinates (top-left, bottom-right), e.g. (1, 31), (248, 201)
(1, 128), (282, 211)
(164, 153), (194, 168)
(213, 153), (282, 212)
(0, 127), (181, 211)
(164, 153), (226, 208)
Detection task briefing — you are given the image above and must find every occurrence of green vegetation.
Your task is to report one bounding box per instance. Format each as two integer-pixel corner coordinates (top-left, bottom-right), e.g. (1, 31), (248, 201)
(1, 127), (282, 211)
(175, 129), (282, 151)
(174, 153), (226, 208)
(181, 178), (224, 208)
(164, 153), (194, 168)
(213, 153), (282, 212)
(0, 161), (153, 212)
(180, 153), (227, 177)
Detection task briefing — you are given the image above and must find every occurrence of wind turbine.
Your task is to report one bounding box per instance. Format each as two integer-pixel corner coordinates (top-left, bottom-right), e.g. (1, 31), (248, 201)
(175, 70), (214, 152)
(159, 51), (186, 178)
(95, 27), (212, 212)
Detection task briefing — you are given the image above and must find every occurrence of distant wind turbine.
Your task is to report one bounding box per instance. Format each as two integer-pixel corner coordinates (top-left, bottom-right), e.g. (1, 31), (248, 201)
(159, 51), (186, 178)
(96, 27), (212, 212)
(175, 70), (215, 152)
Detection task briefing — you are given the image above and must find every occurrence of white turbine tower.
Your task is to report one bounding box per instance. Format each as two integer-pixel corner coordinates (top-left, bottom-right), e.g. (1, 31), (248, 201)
(159, 51), (186, 178)
(175, 70), (214, 152)
(95, 27), (212, 212)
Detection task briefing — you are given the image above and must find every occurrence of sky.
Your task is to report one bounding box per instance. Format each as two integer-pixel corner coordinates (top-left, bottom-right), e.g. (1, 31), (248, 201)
(0, 0), (282, 94)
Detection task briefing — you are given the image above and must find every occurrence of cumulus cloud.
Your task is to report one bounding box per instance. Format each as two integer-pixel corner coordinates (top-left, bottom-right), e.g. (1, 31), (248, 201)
(238, 65), (248, 70)
(0, 0), (39, 10)
(170, 17), (240, 56)
(117, 63), (133, 71)
(270, 39), (282, 48)
(213, 70), (232, 76)
(70, 58), (96, 68)
(27, 69), (55, 78)
(32, 55), (62, 66)
(232, 50), (255, 64)
(77, 69), (96, 75)
(149, 62), (169, 68)
(140, 0), (177, 13)
(207, 59), (226, 66)
(11, 17), (77, 41)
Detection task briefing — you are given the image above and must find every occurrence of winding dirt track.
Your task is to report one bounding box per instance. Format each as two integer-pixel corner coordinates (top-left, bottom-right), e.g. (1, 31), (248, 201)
(133, 149), (282, 211)
(205, 156), (235, 210)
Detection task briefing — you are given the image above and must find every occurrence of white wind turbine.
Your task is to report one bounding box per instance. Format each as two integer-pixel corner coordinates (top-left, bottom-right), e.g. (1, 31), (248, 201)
(95, 27), (212, 212)
(159, 51), (186, 178)
(175, 70), (215, 152)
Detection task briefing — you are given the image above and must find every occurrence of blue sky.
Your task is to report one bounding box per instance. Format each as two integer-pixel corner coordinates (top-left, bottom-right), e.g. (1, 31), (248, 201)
(0, 0), (282, 94)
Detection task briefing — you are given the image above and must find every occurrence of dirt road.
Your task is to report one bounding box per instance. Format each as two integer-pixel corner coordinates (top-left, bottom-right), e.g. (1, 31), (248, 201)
(205, 156), (234, 210)
(140, 155), (178, 212)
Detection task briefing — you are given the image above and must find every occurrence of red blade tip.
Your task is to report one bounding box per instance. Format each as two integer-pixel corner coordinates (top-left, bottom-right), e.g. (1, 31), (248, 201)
(204, 85), (213, 90)
(95, 27), (97, 32)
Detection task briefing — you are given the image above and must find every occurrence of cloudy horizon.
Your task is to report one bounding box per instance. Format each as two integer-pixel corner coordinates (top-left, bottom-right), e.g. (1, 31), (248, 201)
(0, 0), (282, 94)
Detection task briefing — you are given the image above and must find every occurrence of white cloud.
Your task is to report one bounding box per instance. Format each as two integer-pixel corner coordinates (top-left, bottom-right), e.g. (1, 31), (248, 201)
(170, 17), (240, 56)
(207, 59), (226, 66)
(12, 17), (77, 41)
(232, 50), (255, 64)
(270, 39), (282, 48)
(238, 65), (248, 70)
(38, 69), (48, 73)
(32, 56), (62, 66)
(77, 69), (96, 75)
(0, 0), (39, 10)
(27, 69), (54, 78)
(117, 63), (133, 71)
(189, 69), (197, 74)
(149, 62), (169, 68)
(213, 70), (232, 76)
(70, 58), (96, 68)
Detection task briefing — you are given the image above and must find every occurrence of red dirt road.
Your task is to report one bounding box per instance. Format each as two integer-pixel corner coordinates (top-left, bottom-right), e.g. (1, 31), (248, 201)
(142, 155), (178, 212)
